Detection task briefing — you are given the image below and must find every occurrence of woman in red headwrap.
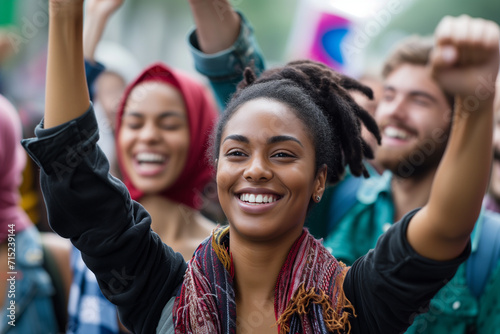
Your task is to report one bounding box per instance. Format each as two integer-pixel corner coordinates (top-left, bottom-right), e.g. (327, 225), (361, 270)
(115, 63), (218, 258)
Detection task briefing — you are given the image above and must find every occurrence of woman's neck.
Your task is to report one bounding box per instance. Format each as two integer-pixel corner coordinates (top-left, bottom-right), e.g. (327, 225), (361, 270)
(229, 230), (303, 333)
(230, 229), (303, 311)
(140, 195), (214, 260)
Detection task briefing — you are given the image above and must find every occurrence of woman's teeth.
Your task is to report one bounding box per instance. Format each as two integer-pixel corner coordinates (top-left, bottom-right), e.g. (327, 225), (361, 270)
(136, 152), (166, 164)
(239, 193), (279, 204)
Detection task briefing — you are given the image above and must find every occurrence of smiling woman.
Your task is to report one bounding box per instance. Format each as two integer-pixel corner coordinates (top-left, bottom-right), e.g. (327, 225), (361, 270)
(21, 1), (500, 333)
(218, 99), (321, 241)
(211, 63), (380, 245)
(119, 81), (190, 193)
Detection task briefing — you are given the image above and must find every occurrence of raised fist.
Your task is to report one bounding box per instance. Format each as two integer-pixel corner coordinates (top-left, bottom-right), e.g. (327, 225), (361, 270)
(431, 15), (500, 102)
(86, 0), (124, 17)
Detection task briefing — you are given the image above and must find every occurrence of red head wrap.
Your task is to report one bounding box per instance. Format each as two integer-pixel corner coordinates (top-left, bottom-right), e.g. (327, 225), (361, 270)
(115, 63), (218, 209)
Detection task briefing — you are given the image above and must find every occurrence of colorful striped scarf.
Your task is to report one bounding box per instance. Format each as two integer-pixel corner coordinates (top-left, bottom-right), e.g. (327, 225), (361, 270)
(173, 227), (354, 333)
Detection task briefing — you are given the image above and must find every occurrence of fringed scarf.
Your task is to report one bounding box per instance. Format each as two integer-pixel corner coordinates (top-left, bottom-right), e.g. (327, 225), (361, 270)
(173, 227), (355, 333)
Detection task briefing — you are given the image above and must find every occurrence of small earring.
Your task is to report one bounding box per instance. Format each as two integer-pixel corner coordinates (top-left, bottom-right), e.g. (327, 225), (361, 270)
(316, 196), (321, 202)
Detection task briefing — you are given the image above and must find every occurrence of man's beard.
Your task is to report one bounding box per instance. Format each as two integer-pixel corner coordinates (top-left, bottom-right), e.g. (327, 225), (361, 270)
(377, 135), (449, 179)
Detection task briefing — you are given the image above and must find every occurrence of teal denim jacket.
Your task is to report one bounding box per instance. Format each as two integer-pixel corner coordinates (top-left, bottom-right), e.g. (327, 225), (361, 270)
(187, 12), (266, 109)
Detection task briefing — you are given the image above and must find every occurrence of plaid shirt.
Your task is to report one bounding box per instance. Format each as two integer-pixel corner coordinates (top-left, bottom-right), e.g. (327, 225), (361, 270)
(67, 248), (122, 334)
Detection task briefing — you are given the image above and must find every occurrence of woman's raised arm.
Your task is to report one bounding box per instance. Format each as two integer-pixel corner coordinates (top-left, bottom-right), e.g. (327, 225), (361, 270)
(45, 0), (90, 128)
(408, 16), (500, 260)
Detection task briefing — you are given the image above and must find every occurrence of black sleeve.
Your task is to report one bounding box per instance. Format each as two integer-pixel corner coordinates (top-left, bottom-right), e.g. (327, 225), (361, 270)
(22, 107), (188, 334)
(344, 208), (471, 334)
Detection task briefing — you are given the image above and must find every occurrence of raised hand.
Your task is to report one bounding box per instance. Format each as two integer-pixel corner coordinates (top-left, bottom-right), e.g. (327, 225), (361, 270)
(186, 0), (240, 54)
(83, 0), (124, 62)
(86, 0), (124, 18)
(431, 15), (500, 102)
(408, 16), (499, 261)
(45, 0), (89, 127)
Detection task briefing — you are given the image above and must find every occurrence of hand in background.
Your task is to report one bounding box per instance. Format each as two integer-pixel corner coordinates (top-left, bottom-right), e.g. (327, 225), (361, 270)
(86, 0), (124, 18)
(186, 0), (240, 54)
(84, 0), (124, 62)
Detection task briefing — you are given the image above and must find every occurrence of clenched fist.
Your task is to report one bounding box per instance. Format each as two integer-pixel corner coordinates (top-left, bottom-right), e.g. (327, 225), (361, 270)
(431, 15), (500, 106)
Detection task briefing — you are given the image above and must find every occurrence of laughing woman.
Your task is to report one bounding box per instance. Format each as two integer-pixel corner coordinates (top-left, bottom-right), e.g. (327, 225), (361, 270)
(23, 1), (500, 333)
(68, 62), (219, 334)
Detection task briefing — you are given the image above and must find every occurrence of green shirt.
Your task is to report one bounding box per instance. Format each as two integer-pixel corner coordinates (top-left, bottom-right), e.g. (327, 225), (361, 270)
(323, 171), (394, 264)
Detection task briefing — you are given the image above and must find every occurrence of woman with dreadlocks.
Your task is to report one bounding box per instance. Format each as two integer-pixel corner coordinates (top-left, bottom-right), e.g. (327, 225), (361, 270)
(23, 1), (499, 333)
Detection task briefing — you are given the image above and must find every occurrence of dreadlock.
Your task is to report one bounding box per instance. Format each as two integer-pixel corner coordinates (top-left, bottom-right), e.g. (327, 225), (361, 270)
(212, 59), (381, 184)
